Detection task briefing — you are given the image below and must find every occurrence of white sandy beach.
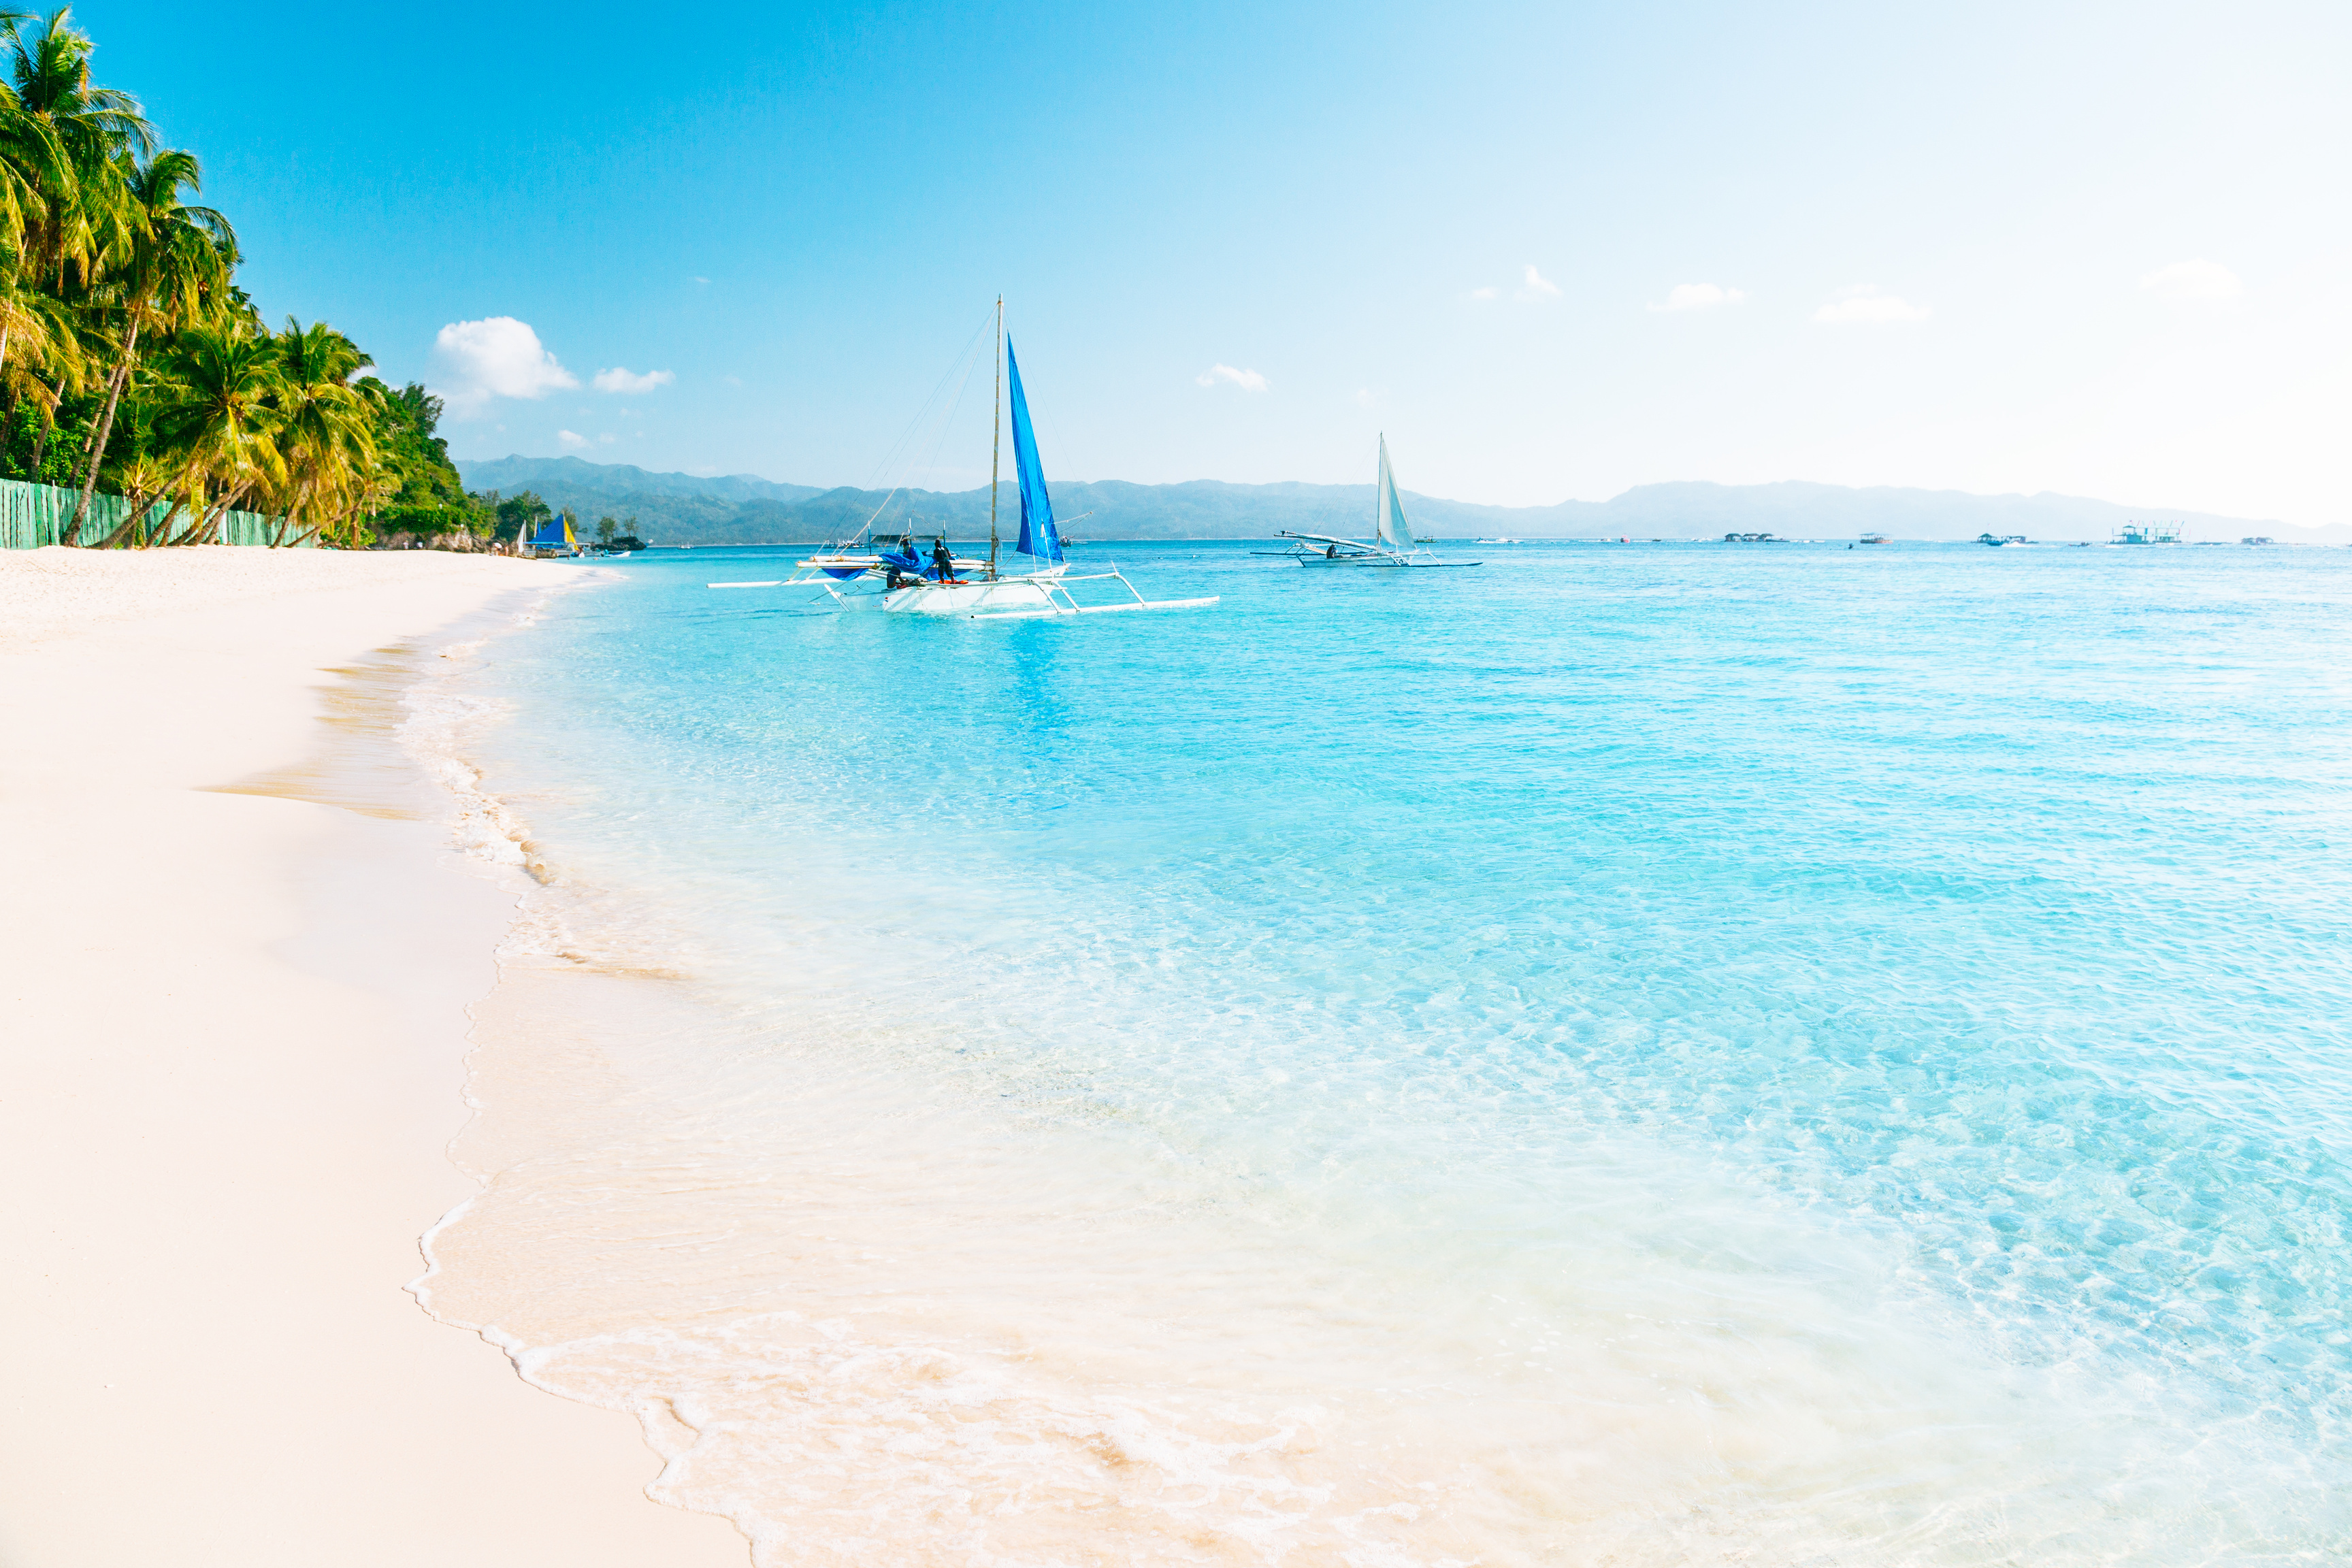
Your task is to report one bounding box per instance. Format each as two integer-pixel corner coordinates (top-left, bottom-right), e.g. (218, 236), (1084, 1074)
(0, 548), (743, 1568)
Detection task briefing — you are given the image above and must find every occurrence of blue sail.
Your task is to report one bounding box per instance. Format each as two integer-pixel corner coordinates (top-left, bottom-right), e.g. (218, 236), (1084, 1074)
(1007, 340), (1064, 565)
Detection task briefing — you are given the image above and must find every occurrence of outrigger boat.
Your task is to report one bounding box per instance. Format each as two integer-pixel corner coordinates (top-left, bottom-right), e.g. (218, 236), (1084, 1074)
(708, 301), (1215, 619)
(1267, 436), (1481, 569)
(524, 515), (581, 557)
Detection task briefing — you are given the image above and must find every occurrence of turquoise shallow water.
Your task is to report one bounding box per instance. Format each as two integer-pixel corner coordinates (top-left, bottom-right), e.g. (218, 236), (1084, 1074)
(456, 540), (2352, 1563)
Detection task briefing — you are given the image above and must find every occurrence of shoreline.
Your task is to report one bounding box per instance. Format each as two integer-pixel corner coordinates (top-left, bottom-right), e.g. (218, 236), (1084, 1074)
(0, 548), (744, 1568)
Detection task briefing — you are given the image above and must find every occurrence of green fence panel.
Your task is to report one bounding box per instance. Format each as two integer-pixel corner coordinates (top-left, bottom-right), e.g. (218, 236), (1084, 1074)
(0, 477), (307, 549)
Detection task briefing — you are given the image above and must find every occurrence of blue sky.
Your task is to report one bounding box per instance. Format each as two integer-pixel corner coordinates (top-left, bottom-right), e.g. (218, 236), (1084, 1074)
(93, 0), (2350, 523)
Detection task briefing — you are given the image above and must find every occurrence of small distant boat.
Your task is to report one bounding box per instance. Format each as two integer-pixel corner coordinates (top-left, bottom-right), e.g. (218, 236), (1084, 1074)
(1859, 532), (1889, 544)
(1722, 532), (1780, 543)
(524, 517), (585, 557)
(1271, 436), (1481, 568)
(1978, 533), (2027, 546)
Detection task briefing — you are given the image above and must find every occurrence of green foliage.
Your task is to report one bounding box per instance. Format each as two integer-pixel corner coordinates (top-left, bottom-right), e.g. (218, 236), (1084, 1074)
(0, 10), (456, 547)
(489, 489), (551, 543)
(358, 378), (473, 520)
(0, 390), (95, 485)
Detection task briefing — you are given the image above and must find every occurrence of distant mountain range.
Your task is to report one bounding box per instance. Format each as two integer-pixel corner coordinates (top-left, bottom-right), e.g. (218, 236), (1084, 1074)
(455, 454), (2334, 546)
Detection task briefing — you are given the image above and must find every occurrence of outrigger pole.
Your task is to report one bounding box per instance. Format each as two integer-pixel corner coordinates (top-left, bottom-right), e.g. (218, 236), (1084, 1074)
(987, 295), (1002, 580)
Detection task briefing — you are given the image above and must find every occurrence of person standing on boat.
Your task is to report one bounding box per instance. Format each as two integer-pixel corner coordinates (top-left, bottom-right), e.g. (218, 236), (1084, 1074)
(879, 536), (919, 589)
(931, 536), (956, 583)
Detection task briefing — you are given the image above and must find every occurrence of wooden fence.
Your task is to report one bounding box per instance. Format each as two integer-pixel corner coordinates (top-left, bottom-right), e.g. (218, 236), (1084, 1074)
(0, 476), (306, 549)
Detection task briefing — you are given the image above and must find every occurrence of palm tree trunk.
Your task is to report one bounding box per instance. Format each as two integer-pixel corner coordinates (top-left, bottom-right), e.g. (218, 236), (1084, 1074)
(65, 315), (141, 546)
(269, 478), (316, 549)
(137, 497), (184, 549)
(159, 479), (223, 546)
(27, 374), (61, 475)
(95, 488), (162, 550)
(159, 497), (201, 547)
(181, 481), (250, 546)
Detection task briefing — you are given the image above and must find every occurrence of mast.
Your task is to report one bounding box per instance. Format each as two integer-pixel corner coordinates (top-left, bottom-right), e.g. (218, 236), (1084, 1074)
(988, 296), (1002, 579)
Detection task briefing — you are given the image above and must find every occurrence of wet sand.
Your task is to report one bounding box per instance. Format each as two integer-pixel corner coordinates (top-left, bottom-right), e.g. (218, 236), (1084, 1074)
(0, 547), (745, 1568)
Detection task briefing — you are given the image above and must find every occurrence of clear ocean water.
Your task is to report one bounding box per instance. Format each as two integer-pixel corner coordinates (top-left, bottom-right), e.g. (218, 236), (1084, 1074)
(419, 540), (2352, 1565)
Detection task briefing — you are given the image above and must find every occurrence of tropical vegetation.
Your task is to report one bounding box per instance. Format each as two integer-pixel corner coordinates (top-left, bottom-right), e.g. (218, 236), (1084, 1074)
(0, 7), (489, 547)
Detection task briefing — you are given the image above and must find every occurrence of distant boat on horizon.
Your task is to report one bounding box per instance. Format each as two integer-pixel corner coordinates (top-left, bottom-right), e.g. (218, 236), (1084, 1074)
(1269, 436), (1482, 569)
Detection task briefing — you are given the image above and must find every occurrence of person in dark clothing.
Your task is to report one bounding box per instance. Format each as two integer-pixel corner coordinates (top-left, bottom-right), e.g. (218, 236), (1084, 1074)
(932, 538), (956, 582)
(881, 537), (919, 589)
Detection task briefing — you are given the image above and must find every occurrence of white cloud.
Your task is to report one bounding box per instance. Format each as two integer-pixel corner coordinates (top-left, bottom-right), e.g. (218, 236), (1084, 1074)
(557, 429), (591, 450)
(1517, 263), (1562, 301)
(1652, 282), (1747, 312)
(592, 366), (676, 394)
(1196, 363), (1270, 392)
(598, 433), (617, 445)
(1354, 387), (1375, 408)
(722, 374), (744, 387)
(1813, 286), (1931, 325)
(2142, 259), (2242, 303)
(1465, 286), (1499, 301)
(692, 276), (710, 285)
(432, 317), (577, 413)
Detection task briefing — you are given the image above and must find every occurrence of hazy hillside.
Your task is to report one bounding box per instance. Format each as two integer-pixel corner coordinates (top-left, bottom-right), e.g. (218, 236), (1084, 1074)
(462, 454), (827, 504)
(455, 455), (2317, 546)
(457, 455), (828, 538)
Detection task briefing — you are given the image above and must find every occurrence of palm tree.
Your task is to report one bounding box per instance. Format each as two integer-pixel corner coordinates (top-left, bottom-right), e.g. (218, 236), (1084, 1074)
(0, 50), (71, 321)
(146, 321), (280, 544)
(267, 316), (375, 543)
(6, 7), (146, 291)
(0, 240), (75, 404)
(64, 145), (231, 540)
(86, 373), (176, 546)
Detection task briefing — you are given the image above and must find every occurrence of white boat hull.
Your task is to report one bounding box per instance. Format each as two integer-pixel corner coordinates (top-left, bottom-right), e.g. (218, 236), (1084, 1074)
(880, 577), (1066, 615)
(877, 569), (1215, 618)
(1294, 555), (1480, 569)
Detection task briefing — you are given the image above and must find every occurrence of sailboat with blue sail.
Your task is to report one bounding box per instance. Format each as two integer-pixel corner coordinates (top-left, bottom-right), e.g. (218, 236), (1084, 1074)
(711, 300), (1216, 619)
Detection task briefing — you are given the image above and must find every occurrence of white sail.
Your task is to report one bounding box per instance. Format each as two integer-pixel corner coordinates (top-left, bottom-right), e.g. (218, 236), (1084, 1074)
(1375, 434), (1412, 551)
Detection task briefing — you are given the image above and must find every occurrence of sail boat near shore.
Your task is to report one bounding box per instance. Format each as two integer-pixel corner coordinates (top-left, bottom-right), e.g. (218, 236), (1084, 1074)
(1271, 436), (1482, 569)
(712, 301), (1215, 619)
